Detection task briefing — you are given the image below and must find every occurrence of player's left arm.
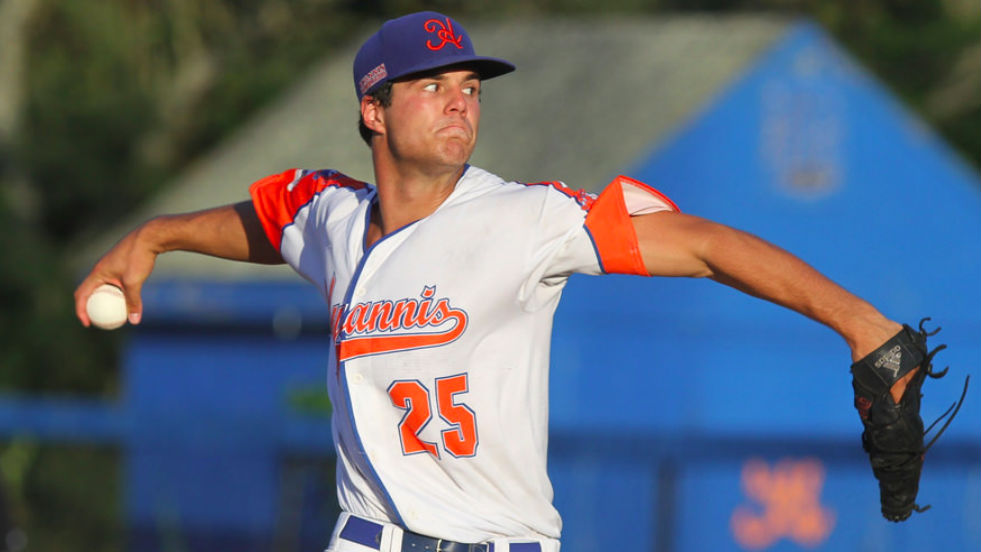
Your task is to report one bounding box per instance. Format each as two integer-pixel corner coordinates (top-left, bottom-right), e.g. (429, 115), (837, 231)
(631, 211), (913, 394)
(633, 209), (974, 522)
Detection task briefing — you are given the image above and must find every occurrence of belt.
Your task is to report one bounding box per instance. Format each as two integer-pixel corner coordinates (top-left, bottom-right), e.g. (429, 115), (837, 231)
(340, 515), (542, 552)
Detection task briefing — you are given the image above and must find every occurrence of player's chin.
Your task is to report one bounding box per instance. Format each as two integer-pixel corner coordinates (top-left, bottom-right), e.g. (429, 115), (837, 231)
(436, 140), (475, 166)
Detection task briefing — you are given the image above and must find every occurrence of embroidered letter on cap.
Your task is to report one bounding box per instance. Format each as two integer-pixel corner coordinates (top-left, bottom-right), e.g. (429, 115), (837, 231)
(424, 17), (464, 50)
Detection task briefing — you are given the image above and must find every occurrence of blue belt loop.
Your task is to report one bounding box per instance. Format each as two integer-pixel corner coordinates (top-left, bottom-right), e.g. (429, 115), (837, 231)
(339, 515), (383, 550)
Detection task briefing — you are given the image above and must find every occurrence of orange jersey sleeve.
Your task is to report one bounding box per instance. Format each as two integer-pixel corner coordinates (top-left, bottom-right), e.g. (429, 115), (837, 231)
(585, 175), (680, 275)
(249, 169), (368, 251)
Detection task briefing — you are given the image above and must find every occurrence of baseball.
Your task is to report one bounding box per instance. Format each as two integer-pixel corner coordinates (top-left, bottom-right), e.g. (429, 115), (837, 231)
(86, 284), (128, 330)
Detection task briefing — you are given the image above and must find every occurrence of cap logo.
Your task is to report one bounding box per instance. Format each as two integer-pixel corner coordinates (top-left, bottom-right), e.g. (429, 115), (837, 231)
(424, 17), (464, 51)
(359, 63), (388, 96)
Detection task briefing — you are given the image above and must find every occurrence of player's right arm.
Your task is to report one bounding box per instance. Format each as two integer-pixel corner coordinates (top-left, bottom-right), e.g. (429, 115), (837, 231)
(74, 200), (282, 327)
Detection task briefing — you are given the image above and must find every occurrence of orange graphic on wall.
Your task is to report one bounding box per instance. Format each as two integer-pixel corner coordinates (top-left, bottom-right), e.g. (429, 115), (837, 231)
(730, 457), (836, 550)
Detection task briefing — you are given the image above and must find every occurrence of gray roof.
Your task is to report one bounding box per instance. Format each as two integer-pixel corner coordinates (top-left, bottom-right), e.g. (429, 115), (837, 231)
(78, 14), (788, 281)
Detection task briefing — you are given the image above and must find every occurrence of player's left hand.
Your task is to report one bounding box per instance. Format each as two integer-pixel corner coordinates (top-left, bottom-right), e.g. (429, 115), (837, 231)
(850, 318), (970, 521)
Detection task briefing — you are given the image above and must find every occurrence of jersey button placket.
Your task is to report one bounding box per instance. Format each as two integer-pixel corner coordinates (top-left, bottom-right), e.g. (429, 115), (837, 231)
(338, 232), (411, 527)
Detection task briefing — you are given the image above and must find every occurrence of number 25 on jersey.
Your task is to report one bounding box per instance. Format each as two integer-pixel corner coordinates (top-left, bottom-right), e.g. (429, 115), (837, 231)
(387, 373), (478, 459)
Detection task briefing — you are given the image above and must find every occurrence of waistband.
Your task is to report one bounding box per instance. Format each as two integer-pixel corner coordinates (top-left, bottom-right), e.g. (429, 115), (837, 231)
(334, 513), (544, 552)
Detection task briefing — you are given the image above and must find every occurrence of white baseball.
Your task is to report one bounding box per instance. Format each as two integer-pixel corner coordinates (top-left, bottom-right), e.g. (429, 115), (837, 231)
(86, 284), (128, 330)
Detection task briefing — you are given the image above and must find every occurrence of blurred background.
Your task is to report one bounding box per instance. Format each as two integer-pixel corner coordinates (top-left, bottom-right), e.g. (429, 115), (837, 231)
(0, 1), (978, 551)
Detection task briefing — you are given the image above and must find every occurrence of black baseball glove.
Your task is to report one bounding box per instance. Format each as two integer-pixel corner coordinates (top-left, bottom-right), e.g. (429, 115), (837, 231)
(850, 318), (969, 522)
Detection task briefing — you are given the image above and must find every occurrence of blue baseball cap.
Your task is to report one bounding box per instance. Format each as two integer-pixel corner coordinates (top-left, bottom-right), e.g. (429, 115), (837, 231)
(353, 11), (516, 101)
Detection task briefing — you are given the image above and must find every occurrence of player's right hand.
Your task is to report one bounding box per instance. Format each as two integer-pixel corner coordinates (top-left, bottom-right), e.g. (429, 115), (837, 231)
(74, 222), (160, 327)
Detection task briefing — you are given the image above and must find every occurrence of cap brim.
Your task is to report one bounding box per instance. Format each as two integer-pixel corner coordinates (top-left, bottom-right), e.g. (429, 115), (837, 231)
(390, 56), (516, 84)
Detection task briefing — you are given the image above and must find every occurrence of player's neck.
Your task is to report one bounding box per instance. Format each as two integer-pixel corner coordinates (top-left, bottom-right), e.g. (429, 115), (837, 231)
(368, 161), (465, 246)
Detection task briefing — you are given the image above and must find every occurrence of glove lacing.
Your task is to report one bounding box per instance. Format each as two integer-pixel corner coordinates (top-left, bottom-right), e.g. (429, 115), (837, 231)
(899, 318), (972, 514)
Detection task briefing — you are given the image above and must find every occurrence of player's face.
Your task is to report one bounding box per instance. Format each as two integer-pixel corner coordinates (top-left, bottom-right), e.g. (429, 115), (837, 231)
(381, 68), (481, 172)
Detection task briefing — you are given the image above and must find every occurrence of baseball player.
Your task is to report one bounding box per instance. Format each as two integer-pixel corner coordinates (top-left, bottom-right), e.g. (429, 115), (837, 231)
(76, 10), (959, 551)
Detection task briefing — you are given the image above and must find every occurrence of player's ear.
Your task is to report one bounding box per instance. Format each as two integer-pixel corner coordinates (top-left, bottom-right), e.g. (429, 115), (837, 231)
(361, 95), (386, 136)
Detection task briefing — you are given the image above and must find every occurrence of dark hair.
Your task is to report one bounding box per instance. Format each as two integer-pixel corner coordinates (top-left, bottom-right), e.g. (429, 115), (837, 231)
(358, 82), (394, 145)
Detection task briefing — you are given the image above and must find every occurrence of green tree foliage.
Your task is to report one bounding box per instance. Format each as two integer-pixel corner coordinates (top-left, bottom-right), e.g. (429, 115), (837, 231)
(816, 0), (980, 168)
(15, 444), (121, 552)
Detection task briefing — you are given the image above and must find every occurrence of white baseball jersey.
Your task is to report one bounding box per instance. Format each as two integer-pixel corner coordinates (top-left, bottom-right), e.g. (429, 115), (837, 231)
(249, 165), (678, 543)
